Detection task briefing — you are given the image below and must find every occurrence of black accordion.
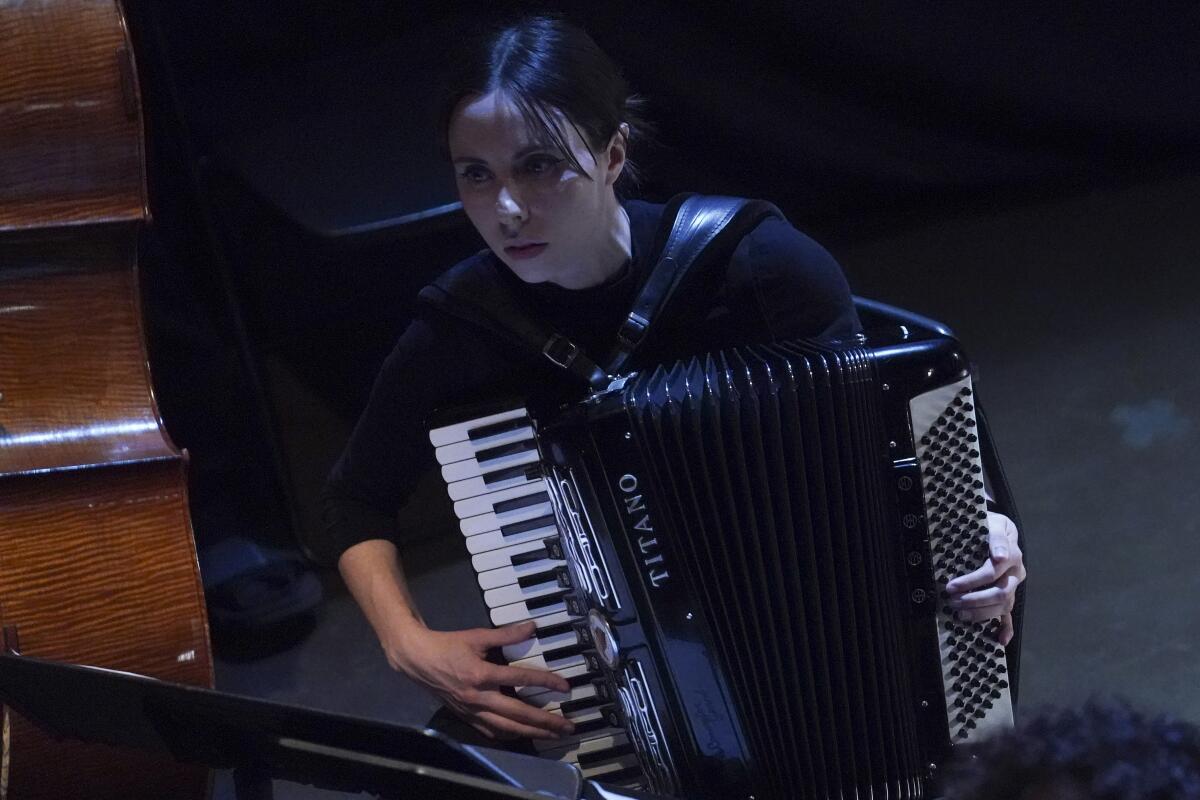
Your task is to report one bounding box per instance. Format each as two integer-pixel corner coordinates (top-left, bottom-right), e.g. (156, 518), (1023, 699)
(428, 326), (1018, 799)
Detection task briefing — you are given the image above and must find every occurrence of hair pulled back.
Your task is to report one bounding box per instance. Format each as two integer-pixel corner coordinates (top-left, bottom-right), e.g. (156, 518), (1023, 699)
(439, 14), (648, 195)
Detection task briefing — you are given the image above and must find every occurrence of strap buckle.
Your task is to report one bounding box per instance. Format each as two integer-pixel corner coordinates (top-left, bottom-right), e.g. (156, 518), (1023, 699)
(542, 334), (580, 369)
(616, 312), (650, 349)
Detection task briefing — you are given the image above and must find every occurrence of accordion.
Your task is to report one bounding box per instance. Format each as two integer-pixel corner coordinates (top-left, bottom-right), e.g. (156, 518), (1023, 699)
(428, 327), (1017, 799)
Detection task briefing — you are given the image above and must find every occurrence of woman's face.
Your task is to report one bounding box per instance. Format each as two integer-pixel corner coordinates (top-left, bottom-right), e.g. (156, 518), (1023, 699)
(448, 90), (625, 285)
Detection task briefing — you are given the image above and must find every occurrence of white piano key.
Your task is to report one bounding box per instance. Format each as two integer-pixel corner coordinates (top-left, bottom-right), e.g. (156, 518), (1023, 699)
(448, 465), (542, 502)
(523, 682), (598, 712)
(533, 708), (619, 753)
(517, 661), (594, 698)
(441, 447), (540, 483)
(477, 558), (566, 591)
(501, 626), (580, 661)
(465, 523), (558, 555)
(428, 407), (528, 448)
(539, 732), (627, 764)
(471, 538), (553, 573)
(581, 753), (641, 780)
(509, 648), (587, 673)
(558, 698), (607, 722)
(460, 498), (553, 536)
(484, 580), (565, 609)
(489, 595), (566, 626)
(532, 608), (579, 631)
(434, 425), (534, 465)
(454, 479), (548, 519)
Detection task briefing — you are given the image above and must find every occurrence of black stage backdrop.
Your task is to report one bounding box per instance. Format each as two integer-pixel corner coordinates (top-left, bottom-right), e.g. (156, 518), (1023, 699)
(120, 0), (1200, 559)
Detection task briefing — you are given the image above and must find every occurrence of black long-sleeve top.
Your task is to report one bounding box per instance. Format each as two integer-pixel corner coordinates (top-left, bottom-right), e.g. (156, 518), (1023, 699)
(320, 198), (861, 561)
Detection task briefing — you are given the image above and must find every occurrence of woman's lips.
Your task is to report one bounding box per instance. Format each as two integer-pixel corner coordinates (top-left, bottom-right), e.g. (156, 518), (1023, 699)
(504, 242), (548, 260)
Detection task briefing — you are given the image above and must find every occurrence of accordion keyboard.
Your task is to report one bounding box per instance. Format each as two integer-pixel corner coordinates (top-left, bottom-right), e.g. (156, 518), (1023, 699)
(428, 408), (642, 785)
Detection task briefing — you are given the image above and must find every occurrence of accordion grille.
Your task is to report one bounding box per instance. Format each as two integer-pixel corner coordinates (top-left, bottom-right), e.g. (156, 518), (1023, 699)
(624, 343), (925, 800)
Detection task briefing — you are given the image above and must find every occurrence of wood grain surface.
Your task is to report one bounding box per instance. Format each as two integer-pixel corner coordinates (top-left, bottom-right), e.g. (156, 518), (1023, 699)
(0, 1), (214, 797)
(0, 228), (178, 475)
(0, 0), (145, 229)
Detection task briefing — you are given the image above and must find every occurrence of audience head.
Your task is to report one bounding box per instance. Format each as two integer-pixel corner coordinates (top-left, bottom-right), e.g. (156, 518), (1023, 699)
(944, 701), (1200, 800)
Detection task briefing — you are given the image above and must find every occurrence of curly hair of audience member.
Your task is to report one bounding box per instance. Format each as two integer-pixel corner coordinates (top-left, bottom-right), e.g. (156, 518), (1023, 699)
(943, 700), (1200, 800)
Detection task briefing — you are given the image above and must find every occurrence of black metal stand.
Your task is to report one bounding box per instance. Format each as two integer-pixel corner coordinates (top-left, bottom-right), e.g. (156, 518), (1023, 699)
(0, 653), (582, 800)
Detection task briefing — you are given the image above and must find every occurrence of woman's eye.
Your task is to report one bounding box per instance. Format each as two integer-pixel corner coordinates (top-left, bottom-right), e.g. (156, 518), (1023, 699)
(458, 166), (491, 184)
(523, 155), (563, 176)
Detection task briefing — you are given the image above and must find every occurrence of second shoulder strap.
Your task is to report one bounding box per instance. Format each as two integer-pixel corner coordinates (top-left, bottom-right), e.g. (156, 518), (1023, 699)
(605, 195), (784, 375)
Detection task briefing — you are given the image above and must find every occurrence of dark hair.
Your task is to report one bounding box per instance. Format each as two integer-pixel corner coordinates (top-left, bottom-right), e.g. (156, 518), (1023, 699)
(943, 701), (1200, 800)
(438, 14), (649, 196)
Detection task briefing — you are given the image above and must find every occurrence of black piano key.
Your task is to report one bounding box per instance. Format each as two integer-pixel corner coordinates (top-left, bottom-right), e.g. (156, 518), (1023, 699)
(493, 491), (550, 514)
(576, 742), (635, 768)
(565, 670), (601, 688)
(517, 567), (570, 590)
(565, 595), (587, 616)
(525, 589), (571, 611)
(535, 618), (583, 640)
(541, 642), (589, 663)
(510, 548), (550, 567)
(468, 416), (530, 441)
(474, 438), (537, 464)
(593, 765), (643, 784)
(573, 713), (614, 735)
(500, 513), (556, 537)
(559, 694), (603, 715)
(483, 463), (542, 486)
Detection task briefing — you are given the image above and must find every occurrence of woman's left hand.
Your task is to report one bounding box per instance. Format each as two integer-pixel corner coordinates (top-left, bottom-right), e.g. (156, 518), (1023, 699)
(945, 510), (1026, 646)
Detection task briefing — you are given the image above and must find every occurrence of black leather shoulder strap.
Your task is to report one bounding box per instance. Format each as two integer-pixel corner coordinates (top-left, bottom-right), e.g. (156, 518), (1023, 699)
(418, 195), (785, 389)
(605, 195), (784, 374)
(417, 256), (609, 388)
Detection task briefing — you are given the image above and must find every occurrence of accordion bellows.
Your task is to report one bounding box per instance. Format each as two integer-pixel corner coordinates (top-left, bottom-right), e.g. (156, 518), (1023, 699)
(628, 342), (930, 798)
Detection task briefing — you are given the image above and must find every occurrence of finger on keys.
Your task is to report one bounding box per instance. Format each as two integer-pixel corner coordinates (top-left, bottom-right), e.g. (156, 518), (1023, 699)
(948, 585), (1006, 610)
(491, 662), (572, 694)
(946, 558), (999, 597)
(998, 613), (1015, 646)
(986, 511), (1016, 569)
(475, 708), (571, 740)
(475, 620), (538, 649)
(950, 574), (1021, 611)
(476, 690), (575, 736)
(952, 604), (1005, 623)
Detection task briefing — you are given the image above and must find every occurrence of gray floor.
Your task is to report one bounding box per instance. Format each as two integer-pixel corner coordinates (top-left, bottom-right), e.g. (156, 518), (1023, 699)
(213, 173), (1200, 797)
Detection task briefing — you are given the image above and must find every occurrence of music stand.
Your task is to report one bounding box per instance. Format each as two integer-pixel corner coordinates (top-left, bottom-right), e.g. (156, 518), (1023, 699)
(0, 652), (582, 800)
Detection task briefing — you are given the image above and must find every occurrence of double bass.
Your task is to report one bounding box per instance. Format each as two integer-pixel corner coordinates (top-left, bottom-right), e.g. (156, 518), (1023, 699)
(0, 1), (214, 797)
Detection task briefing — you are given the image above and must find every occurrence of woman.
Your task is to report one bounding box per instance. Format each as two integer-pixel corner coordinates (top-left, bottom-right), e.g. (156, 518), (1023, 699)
(322, 14), (1025, 746)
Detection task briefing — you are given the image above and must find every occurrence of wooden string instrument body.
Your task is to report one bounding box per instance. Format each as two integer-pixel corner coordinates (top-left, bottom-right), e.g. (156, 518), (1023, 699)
(0, 1), (214, 797)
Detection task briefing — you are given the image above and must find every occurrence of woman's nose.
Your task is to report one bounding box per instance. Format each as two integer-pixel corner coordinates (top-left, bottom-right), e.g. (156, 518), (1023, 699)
(496, 185), (527, 225)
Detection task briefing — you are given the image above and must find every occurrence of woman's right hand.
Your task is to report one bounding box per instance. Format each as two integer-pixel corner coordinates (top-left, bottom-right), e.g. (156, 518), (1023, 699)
(386, 619), (578, 741)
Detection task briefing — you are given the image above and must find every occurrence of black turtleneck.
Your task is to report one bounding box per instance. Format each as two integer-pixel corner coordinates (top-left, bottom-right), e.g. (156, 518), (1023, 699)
(320, 198), (860, 560)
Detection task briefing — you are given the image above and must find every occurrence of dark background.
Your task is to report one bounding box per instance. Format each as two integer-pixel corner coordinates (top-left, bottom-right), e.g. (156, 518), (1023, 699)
(118, 2), (1200, 795)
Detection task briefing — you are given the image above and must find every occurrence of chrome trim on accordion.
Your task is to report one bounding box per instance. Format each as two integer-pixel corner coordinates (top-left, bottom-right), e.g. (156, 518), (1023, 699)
(544, 463), (622, 613)
(616, 659), (679, 797)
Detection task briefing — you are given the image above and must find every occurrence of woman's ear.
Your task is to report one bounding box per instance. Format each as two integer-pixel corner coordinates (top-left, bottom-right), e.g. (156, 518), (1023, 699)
(603, 123), (630, 186)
